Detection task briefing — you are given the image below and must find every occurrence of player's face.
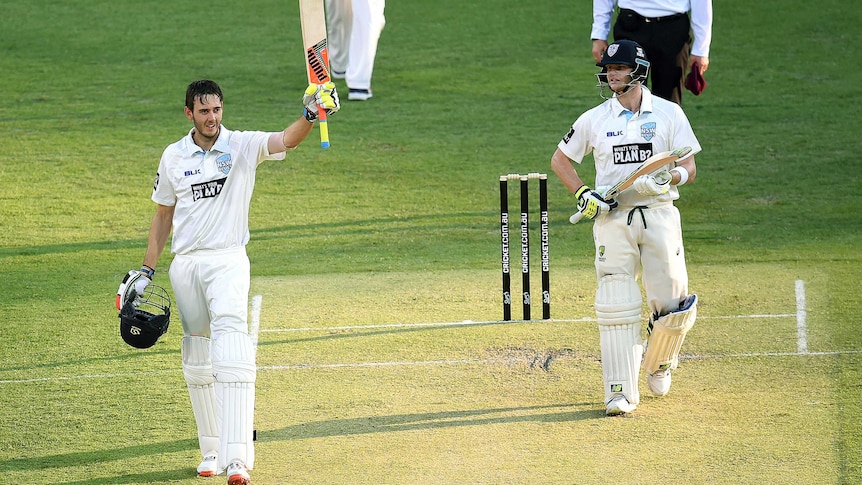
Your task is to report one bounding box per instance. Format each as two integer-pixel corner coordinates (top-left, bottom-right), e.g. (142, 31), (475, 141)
(605, 65), (634, 92)
(185, 94), (223, 141)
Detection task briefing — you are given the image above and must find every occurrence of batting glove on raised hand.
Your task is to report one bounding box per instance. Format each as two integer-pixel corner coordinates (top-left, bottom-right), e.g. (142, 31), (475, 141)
(633, 170), (671, 196)
(115, 269), (152, 310)
(575, 185), (617, 220)
(303, 82), (340, 121)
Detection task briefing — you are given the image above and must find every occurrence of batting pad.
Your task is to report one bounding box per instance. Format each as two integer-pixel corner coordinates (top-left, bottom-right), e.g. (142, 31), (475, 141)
(212, 331), (256, 470)
(596, 274), (644, 405)
(642, 294), (698, 374)
(182, 336), (219, 458)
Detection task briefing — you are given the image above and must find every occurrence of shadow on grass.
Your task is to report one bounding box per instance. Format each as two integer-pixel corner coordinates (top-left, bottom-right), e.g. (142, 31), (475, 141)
(1, 332), (595, 481)
(260, 404), (601, 442)
(259, 319), (514, 348)
(0, 347), (178, 373)
(2, 405), (599, 481)
(53, 468), (194, 485)
(0, 438), (197, 473)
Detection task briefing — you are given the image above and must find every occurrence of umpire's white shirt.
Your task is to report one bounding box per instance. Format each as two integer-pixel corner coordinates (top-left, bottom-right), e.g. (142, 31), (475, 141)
(557, 87), (701, 208)
(152, 125), (285, 255)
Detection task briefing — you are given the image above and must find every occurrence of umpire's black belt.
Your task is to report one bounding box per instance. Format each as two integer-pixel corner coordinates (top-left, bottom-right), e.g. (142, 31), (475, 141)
(620, 8), (687, 23)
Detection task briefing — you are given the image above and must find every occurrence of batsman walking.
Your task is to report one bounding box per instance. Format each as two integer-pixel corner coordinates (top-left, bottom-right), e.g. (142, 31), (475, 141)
(117, 79), (339, 484)
(550, 40), (700, 416)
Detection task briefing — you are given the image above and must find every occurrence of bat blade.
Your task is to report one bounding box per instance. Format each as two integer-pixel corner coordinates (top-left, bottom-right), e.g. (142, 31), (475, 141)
(569, 146), (692, 224)
(299, 0), (331, 148)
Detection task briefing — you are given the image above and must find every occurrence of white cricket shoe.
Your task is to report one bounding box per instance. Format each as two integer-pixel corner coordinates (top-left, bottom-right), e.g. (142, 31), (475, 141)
(197, 453), (219, 477)
(648, 369), (672, 396)
(226, 460), (251, 485)
(606, 395), (636, 416)
(348, 88), (373, 101)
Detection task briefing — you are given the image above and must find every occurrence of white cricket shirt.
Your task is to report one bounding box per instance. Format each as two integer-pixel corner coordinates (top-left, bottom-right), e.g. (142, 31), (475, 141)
(152, 125), (285, 255)
(557, 87), (701, 207)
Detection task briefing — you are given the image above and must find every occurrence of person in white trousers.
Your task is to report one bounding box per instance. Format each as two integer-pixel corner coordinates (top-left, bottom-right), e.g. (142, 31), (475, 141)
(325, 0), (385, 100)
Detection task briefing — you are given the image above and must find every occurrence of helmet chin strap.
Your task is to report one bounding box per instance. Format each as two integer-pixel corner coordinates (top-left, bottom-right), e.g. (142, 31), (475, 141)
(615, 82), (637, 96)
(596, 74), (639, 100)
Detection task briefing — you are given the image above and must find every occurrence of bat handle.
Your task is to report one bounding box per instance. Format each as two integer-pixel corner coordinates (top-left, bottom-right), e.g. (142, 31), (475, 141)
(569, 211), (585, 224)
(318, 106), (330, 149)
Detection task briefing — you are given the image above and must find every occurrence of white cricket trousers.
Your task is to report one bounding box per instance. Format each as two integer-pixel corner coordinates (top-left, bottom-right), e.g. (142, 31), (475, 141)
(593, 204), (689, 316)
(325, 0), (386, 90)
(169, 247), (251, 339)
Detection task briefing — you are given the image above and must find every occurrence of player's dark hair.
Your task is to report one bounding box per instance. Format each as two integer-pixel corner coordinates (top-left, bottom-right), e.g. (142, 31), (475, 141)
(185, 80), (223, 110)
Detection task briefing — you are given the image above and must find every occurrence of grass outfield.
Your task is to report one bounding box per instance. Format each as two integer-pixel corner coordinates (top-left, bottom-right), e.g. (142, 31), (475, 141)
(1, 0), (860, 483)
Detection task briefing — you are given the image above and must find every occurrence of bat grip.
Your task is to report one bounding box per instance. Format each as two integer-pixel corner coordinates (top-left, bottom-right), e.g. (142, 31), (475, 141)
(318, 106), (330, 149)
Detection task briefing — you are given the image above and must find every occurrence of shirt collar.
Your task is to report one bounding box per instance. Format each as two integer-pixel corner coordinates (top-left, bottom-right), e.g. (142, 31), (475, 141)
(610, 87), (654, 118)
(181, 125), (230, 155)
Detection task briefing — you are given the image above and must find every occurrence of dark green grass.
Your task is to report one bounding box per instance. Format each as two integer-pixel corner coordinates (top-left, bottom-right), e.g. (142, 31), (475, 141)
(0, 0), (860, 483)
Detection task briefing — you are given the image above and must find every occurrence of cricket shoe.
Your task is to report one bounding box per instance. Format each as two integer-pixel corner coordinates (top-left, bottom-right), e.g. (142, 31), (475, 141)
(648, 369), (672, 396)
(226, 460), (251, 485)
(197, 453), (219, 477)
(605, 395), (636, 416)
(348, 88), (373, 101)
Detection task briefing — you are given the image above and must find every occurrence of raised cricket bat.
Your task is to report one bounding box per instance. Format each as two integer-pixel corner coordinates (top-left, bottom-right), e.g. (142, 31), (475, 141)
(299, 0), (332, 149)
(569, 146), (692, 224)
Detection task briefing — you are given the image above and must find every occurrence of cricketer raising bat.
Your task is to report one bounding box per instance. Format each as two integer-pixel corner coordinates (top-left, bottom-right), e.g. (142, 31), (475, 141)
(299, 0), (332, 149)
(569, 146), (693, 224)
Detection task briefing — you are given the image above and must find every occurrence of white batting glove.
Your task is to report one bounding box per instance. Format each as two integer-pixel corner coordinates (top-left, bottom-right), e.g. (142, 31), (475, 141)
(116, 269), (152, 310)
(633, 171), (671, 196)
(303, 82), (340, 121)
(133, 273), (151, 295)
(575, 185), (617, 220)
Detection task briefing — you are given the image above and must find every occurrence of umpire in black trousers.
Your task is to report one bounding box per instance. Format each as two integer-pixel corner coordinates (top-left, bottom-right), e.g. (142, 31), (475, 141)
(615, 9), (690, 103)
(591, 2), (713, 105)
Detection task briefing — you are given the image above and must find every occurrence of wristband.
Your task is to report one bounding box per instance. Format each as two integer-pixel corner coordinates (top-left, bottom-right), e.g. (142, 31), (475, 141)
(672, 166), (689, 185)
(140, 266), (155, 279)
(574, 185), (590, 200)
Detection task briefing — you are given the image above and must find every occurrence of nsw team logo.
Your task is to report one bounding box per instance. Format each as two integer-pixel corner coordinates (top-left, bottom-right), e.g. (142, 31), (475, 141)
(216, 153), (233, 175)
(641, 122), (656, 141)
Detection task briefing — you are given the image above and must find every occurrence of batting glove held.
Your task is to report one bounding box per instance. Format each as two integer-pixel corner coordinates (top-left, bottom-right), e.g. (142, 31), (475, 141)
(575, 185), (616, 220)
(633, 170), (671, 196)
(115, 269), (152, 310)
(303, 82), (340, 120)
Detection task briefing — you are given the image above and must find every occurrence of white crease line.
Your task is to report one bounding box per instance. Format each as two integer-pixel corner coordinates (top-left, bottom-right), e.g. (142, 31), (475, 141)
(250, 294), (262, 350)
(4, 349), (861, 384)
(259, 359), (488, 370)
(700, 314), (795, 319)
(796, 280), (808, 354)
(685, 349), (862, 360)
(0, 369), (178, 384)
(260, 314), (795, 334)
(0, 290), (830, 385)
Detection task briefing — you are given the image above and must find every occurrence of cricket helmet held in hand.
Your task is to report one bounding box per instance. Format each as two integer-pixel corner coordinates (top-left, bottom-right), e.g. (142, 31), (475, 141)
(119, 284), (171, 349)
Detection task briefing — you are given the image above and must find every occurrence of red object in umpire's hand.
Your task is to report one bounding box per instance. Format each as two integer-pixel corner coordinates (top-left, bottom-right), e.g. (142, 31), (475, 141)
(685, 62), (707, 95)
